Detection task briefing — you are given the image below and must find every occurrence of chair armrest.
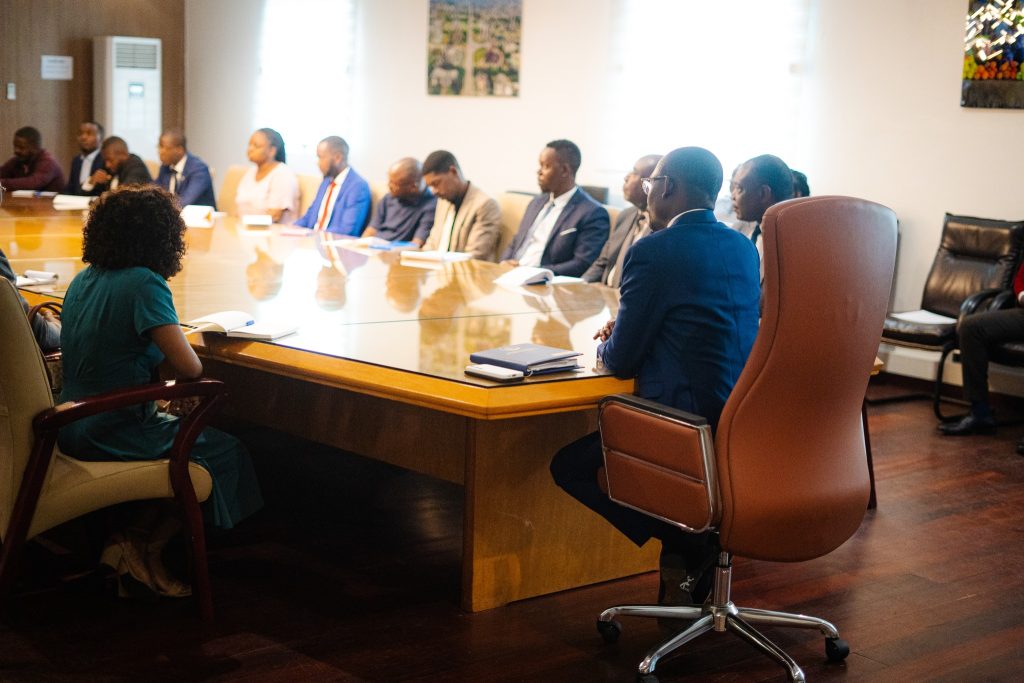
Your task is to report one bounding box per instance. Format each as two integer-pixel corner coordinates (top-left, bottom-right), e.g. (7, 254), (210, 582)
(960, 287), (1006, 318)
(34, 378), (225, 432)
(598, 394), (718, 533)
(987, 289), (1017, 311)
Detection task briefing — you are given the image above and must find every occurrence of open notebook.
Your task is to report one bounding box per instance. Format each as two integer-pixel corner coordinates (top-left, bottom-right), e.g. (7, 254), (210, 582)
(185, 310), (297, 340)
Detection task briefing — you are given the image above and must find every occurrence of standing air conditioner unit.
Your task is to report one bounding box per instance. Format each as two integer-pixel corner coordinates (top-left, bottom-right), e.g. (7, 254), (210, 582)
(93, 36), (162, 157)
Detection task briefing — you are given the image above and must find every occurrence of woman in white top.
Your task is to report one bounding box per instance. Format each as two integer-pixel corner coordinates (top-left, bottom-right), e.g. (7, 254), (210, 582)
(234, 127), (300, 224)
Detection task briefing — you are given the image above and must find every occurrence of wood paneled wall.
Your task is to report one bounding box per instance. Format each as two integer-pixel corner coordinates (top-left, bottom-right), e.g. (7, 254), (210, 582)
(0, 0), (185, 169)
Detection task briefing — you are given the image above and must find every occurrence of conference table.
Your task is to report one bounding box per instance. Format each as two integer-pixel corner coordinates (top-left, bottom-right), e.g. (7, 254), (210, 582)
(2, 197), (657, 612)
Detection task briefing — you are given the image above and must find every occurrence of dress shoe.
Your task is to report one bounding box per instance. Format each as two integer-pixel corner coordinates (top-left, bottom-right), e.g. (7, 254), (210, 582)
(1017, 438), (1024, 456)
(657, 550), (714, 632)
(938, 414), (996, 436)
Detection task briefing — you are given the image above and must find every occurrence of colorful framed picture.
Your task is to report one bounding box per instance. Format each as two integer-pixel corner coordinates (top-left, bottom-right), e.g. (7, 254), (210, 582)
(962, 1), (1024, 108)
(427, 0), (522, 97)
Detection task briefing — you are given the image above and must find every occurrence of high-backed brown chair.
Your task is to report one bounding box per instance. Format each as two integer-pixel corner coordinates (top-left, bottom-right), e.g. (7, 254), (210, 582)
(879, 213), (1024, 419)
(0, 279), (224, 620)
(596, 197), (897, 682)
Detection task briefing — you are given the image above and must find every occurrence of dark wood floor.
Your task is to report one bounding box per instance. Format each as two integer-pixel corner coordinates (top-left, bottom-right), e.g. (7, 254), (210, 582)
(3, 375), (1024, 682)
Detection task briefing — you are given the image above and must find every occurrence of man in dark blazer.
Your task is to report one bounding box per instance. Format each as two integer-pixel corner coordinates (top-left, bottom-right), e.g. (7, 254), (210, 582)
(64, 121), (105, 196)
(155, 129), (216, 208)
(730, 154), (794, 283)
(500, 139), (609, 277)
(81, 136), (153, 194)
(295, 136), (371, 236)
(582, 153), (661, 287)
(550, 146), (761, 607)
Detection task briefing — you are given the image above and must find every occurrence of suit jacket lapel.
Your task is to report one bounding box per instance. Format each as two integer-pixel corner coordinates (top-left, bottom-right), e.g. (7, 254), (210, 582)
(546, 190), (582, 248)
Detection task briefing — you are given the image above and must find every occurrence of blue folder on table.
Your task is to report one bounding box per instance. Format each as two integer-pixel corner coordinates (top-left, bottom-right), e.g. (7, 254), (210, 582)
(470, 343), (582, 375)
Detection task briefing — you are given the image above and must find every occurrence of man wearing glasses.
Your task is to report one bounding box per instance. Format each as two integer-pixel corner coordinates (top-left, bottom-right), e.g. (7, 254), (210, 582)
(551, 146), (761, 609)
(582, 154), (662, 288)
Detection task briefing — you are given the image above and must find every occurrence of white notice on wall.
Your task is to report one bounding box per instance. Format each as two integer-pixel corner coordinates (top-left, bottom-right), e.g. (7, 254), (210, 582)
(41, 56), (73, 80)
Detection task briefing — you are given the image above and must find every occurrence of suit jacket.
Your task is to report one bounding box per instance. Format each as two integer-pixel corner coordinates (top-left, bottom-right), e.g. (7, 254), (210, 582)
(93, 154), (153, 193)
(0, 248), (61, 351)
(582, 205), (641, 286)
(424, 182), (501, 261)
(64, 152), (105, 195)
(294, 168), (371, 236)
(156, 154), (216, 208)
(501, 188), (609, 277)
(599, 209), (760, 429)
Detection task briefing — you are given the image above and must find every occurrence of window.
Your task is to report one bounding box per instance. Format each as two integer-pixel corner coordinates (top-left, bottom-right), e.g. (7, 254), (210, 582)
(256, 0), (356, 172)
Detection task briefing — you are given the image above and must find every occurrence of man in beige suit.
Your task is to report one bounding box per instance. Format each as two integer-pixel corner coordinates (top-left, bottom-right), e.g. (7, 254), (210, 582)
(421, 150), (501, 261)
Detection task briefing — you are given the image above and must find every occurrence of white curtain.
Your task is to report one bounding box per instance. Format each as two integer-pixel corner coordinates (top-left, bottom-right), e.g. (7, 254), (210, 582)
(601, 0), (812, 189)
(255, 0), (356, 173)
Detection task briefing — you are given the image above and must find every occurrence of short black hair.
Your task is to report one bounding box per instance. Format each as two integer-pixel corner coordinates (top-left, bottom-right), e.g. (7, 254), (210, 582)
(422, 150), (460, 175)
(14, 126), (41, 148)
(257, 127), (287, 162)
(746, 154), (795, 203)
(162, 128), (187, 149)
(82, 185), (187, 279)
(546, 139), (581, 174)
(662, 146), (723, 207)
(101, 136), (128, 152)
(321, 135), (350, 158)
(85, 121), (105, 138)
(791, 169), (810, 197)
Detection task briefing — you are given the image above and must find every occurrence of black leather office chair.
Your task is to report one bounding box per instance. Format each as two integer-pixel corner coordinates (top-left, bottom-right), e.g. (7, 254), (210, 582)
(878, 213), (1024, 419)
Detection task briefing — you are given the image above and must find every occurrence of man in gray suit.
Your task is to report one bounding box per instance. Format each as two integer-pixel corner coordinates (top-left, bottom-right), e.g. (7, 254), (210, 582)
(582, 154), (661, 287)
(421, 150), (502, 261)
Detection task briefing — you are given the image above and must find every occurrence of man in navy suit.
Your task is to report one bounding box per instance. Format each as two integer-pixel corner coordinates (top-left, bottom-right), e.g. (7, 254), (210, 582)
(155, 129), (216, 208)
(295, 136), (371, 236)
(500, 139), (609, 277)
(550, 146), (761, 606)
(64, 121), (105, 196)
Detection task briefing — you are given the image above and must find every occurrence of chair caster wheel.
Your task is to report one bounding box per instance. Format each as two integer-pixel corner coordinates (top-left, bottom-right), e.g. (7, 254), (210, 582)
(637, 674), (659, 683)
(596, 618), (621, 643)
(825, 637), (850, 662)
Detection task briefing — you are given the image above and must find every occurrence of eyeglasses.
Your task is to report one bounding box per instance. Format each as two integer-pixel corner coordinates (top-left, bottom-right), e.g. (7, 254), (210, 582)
(641, 175), (669, 195)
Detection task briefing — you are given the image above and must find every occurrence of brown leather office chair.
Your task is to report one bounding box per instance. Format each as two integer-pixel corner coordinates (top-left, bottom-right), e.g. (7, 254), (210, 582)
(596, 197), (897, 682)
(0, 279), (223, 620)
(879, 213), (1024, 419)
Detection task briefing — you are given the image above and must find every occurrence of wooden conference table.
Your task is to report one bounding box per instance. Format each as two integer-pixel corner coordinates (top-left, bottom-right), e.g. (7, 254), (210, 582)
(2, 197), (656, 612)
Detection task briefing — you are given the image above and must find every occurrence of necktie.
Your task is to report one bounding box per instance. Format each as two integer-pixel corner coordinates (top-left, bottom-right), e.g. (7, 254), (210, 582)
(516, 200), (556, 260)
(750, 223), (761, 245)
(168, 168), (179, 195)
(316, 181), (338, 231)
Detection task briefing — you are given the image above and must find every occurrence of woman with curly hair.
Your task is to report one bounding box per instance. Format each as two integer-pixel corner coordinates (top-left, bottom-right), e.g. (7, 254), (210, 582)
(59, 185), (262, 598)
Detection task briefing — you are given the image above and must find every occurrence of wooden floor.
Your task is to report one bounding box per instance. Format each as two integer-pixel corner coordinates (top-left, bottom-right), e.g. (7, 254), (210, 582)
(3, 375), (1024, 682)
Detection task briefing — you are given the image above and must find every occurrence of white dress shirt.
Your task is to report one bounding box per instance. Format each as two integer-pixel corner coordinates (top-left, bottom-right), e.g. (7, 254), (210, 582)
(168, 154), (188, 195)
(517, 186), (577, 267)
(79, 149), (100, 187)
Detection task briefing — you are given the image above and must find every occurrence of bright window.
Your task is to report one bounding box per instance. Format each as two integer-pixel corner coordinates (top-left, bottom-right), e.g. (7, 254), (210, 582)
(256, 0), (356, 173)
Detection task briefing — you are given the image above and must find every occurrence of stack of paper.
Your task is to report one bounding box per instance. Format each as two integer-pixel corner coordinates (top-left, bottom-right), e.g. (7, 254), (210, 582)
(400, 250), (472, 263)
(181, 204), (215, 228)
(15, 270), (58, 287)
(52, 194), (93, 210)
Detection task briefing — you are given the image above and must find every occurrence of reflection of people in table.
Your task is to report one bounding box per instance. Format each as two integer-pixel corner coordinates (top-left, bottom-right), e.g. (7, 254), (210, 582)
(58, 185), (263, 596)
(385, 258), (427, 313)
(245, 246), (284, 301)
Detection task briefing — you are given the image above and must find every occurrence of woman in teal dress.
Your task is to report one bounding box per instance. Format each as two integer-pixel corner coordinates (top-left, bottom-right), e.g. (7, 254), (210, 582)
(59, 185), (262, 597)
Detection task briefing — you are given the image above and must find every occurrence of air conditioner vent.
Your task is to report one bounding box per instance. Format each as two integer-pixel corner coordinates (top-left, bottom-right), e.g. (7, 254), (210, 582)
(115, 42), (158, 69)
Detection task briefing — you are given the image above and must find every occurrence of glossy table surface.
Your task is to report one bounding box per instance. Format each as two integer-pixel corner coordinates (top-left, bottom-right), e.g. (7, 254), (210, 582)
(4, 197), (633, 417)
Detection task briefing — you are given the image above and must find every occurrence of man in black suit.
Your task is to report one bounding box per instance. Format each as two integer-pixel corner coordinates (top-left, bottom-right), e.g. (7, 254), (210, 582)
(730, 154), (794, 283)
(81, 136), (152, 194)
(582, 154), (661, 287)
(64, 121), (105, 195)
(500, 139), (609, 277)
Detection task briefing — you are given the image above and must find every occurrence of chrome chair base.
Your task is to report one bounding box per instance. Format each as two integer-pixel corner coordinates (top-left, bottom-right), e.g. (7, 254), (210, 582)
(596, 554), (849, 683)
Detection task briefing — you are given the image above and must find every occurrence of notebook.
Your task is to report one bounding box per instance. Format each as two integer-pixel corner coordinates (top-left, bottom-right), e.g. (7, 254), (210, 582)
(185, 310), (297, 340)
(469, 343), (582, 374)
(494, 266), (584, 286)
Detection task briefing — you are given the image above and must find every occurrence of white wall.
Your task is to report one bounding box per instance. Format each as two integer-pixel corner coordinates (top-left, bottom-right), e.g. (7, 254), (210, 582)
(184, 0), (264, 186)
(801, 0), (1024, 314)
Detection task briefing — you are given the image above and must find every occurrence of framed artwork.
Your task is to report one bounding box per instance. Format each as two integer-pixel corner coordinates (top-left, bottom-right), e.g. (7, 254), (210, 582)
(962, 1), (1024, 108)
(427, 0), (522, 97)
